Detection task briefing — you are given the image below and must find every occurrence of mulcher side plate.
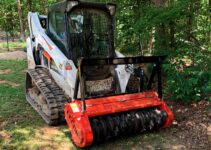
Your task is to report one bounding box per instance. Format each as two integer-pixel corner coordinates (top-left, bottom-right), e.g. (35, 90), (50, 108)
(64, 91), (174, 148)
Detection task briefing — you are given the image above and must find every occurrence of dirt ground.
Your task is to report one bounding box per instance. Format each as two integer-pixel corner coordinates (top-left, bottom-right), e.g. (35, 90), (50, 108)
(0, 50), (26, 60)
(88, 99), (211, 150)
(163, 99), (211, 150)
(0, 80), (20, 87)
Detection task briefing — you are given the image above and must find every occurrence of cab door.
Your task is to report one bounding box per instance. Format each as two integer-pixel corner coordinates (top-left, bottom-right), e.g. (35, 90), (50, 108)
(48, 11), (68, 57)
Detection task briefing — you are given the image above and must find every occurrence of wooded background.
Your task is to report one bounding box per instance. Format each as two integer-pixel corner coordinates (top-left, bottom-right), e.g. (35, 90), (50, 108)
(0, 0), (210, 102)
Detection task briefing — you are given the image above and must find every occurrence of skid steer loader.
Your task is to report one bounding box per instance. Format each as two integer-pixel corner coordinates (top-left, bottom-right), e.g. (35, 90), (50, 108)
(26, 0), (174, 148)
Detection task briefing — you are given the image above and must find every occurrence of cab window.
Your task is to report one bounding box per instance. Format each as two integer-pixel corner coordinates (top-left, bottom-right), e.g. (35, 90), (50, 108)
(48, 12), (67, 55)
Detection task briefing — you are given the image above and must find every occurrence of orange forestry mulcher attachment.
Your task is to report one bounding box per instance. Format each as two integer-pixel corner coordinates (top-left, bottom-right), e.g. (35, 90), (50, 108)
(65, 91), (173, 148)
(64, 56), (174, 148)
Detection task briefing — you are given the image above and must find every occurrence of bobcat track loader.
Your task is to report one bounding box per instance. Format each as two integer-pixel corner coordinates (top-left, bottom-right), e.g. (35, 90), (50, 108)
(26, 0), (174, 148)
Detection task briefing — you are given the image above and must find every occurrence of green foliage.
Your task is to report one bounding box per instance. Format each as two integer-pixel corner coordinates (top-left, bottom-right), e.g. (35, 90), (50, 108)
(0, 41), (26, 49)
(0, 0), (19, 36)
(0, 0), (210, 103)
(163, 44), (211, 103)
(0, 0), (58, 37)
(110, 0), (210, 102)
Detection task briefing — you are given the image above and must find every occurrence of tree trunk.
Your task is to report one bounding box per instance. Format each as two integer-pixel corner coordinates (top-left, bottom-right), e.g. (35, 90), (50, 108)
(16, 0), (25, 40)
(26, 0), (32, 11)
(209, 0), (211, 45)
(151, 0), (166, 7)
(169, 20), (175, 50)
(151, 0), (168, 53)
(136, 0), (143, 55)
(6, 31), (10, 51)
(40, 0), (47, 14)
(186, 2), (193, 41)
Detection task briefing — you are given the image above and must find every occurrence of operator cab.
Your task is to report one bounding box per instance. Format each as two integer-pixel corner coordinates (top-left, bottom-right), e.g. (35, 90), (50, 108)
(47, 0), (118, 96)
(47, 0), (116, 63)
(68, 7), (113, 61)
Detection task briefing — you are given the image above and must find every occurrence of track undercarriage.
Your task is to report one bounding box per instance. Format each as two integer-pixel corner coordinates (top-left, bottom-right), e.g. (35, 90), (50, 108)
(25, 68), (68, 125)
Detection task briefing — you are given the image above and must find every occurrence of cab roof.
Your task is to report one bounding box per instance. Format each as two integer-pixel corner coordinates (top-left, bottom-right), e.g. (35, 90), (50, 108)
(48, 0), (116, 16)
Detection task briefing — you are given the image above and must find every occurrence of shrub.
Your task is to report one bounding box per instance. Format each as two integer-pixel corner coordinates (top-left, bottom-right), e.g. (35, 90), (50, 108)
(163, 45), (211, 103)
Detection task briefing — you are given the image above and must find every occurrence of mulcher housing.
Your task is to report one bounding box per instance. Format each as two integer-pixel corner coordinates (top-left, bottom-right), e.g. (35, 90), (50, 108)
(26, 0), (174, 148)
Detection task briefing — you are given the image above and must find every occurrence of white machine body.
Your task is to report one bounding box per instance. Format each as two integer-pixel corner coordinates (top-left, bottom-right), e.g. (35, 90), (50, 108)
(27, 12), (131, 99)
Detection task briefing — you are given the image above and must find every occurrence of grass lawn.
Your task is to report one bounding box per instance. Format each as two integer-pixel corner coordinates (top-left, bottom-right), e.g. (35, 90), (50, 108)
(0, 60), (72, 150)
(0, 42), (26, 52)
(0, 49), (15, 53)
(0, 60), (192, 150)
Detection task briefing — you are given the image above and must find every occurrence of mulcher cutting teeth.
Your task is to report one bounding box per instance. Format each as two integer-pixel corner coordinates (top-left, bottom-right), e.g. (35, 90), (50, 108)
(90, 108), (167, 144)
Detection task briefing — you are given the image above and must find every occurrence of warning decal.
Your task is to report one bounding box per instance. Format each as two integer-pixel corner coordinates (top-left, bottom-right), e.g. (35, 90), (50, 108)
(70, 103), (80, 113)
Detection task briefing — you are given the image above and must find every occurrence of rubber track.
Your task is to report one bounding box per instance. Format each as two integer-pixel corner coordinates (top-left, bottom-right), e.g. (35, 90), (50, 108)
(26, 68), (68, 125)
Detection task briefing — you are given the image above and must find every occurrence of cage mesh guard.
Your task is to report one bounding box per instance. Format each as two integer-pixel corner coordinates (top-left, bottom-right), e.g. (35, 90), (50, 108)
(69, 8), (111, 59)
(86, 76), (114, 96)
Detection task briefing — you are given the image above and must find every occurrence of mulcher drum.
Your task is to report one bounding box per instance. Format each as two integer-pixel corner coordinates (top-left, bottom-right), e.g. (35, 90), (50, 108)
(90, 108), (167, 143)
